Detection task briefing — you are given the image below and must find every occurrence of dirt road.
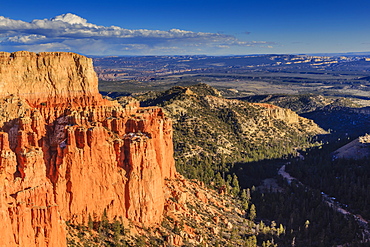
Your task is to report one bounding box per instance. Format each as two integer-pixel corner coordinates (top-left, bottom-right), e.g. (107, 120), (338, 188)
(278, 164), (370, 243)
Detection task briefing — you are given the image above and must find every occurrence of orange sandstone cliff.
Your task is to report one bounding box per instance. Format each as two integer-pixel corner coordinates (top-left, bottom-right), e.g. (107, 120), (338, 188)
(0, 51), (175, 247)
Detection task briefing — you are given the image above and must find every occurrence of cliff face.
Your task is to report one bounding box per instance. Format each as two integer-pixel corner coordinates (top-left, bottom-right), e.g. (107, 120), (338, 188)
(0, 51), (102, 106)
(0, 51), (175, 247)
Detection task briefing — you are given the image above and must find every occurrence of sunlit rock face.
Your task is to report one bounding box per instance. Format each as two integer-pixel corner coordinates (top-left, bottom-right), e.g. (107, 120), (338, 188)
(0, 51), (175, 247)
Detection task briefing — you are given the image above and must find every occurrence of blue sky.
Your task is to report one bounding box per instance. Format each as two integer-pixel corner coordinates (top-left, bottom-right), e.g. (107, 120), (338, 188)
(1, 0), (370, 55)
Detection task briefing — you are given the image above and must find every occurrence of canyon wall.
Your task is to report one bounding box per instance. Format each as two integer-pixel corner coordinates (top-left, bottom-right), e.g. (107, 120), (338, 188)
(0, 51), (175, 247)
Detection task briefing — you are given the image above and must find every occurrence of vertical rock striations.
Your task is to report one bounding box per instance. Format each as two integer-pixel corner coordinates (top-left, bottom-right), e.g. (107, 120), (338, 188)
(0, 51), (102, 106)
(0, 51), (175, 247)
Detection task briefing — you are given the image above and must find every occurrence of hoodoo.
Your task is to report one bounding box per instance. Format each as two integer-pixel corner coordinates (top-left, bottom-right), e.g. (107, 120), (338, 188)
(0, 51), (175, 246)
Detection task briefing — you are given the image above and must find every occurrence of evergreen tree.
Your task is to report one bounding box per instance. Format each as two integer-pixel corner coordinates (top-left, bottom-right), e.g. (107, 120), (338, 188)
(249, 204), (257, 221)
(102, 208), (109, 228)
(232, 174), (240, 196)
(245, 235), (257, 247)
(88, 214), (94, 231)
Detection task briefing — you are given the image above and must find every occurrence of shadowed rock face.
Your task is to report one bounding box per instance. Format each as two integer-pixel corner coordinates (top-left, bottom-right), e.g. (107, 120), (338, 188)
(0, 51), (175, 247)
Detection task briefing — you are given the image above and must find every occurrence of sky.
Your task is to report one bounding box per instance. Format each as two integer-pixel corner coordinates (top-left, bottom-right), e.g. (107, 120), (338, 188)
(1, 0), (370, 56)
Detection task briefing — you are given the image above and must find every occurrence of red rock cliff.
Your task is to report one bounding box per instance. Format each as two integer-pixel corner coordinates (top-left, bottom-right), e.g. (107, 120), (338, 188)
(0, 51), (175, 247)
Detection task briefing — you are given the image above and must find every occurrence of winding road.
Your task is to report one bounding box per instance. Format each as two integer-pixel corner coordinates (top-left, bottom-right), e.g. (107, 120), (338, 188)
(278, 165), (370, 243)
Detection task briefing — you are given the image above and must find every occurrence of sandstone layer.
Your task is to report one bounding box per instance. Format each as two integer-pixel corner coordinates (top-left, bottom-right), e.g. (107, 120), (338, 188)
(0, 51), (104, 106)
(0, 51), (175, 247)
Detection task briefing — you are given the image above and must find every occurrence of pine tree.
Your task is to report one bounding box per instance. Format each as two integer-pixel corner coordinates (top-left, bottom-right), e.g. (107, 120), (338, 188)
(277, 224), (285, 236)
(241, 189), (250, 211)
(102, 208), (109, 228)
(249, 204), (257, 221)
(113, 219), (122, 243)
(88, 214), (94, 231)
(232, 174), (240, 196)
(245, 235), (257, 247)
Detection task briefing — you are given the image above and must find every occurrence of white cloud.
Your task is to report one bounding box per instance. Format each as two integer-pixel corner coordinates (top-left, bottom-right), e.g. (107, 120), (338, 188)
(0, 13), (274, 55)
(4, 34), (46, 43)
(51, 13), (91, 26)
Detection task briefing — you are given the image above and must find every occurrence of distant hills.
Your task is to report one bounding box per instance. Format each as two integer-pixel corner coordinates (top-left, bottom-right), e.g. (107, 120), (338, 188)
(95, 54), (370, 105)
(93, 54), (368, 82)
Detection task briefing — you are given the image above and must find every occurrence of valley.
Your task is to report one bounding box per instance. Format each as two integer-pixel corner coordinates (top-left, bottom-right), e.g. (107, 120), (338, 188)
(0, 52), (369, 246)
(94, 54), (370, 246)
(95, 54), (370, 105)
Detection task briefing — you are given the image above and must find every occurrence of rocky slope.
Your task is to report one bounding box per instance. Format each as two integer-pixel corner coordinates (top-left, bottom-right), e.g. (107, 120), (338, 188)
(67, 173), (284, 246)
(0, 51), (175, 247)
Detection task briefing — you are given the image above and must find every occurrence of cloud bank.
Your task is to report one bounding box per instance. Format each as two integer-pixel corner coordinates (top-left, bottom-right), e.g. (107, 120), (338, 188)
(0, 13), (274, 55)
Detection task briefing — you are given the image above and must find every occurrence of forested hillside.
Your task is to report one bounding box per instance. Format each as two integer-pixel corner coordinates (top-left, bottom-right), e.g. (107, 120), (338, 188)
(133, 83), (325, 184)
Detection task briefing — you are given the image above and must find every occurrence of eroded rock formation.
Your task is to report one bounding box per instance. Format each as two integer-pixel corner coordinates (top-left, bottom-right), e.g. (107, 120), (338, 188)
(0, 51), (175, 246)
